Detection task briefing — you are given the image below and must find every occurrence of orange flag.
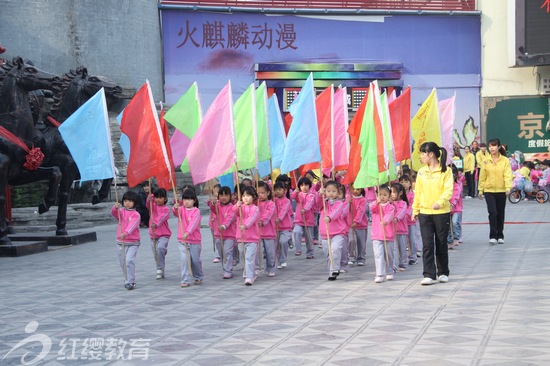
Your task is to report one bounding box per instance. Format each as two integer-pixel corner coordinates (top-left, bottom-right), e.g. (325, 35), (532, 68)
(342, 91), (368, 185)
(389, 86), (411, 162)
(121, 81), (175, 189)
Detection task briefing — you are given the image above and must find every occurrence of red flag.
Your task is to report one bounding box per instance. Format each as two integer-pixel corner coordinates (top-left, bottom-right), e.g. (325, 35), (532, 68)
(389, 86), (411, 162)
(316, 87), (333, 175)
(121, 81), (174, 189)
(342, 91), (368, 185)
(158, 108), (176, 190)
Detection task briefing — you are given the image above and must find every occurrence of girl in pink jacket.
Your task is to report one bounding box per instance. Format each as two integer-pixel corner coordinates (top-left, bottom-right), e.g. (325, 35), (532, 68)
(111, 190), (141, 290)
(257, 181), (277, 277)
(273, 181), (292, 269)
(172, 188), (203, 288)
(391, 183), (409, 272)
(348, 184), (369, 266)
(317, 181), (346, 281)
(447, 167), (464, 248)
(146, 188), (172, 280)
(234, 186), (260, 285)
(370, 185), (396, 283)
(208, 186), (237, 279)
(291, 177), (316, 258)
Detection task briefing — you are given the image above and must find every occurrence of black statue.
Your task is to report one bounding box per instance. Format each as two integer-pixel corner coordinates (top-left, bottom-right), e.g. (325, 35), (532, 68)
(0, 57), (61, 245)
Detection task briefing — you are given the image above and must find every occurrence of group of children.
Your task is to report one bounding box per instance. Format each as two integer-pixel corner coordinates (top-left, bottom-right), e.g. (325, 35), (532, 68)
(111, 167), (470, 289)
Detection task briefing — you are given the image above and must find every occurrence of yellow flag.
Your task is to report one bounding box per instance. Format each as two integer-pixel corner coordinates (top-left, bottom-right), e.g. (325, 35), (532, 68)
(411, 88), (441, 170)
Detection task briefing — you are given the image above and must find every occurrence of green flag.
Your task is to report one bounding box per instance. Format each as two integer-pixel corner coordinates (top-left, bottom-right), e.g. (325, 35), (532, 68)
(378, 92), (397, 184)
(233, 83), (257, 171)
(354, 82), (380, 189)
(255, 82), (271, 164)
(164, 82), (202, 173)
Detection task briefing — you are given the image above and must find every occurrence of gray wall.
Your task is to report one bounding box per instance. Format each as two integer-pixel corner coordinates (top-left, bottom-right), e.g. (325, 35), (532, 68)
(0, 0), (163, 100)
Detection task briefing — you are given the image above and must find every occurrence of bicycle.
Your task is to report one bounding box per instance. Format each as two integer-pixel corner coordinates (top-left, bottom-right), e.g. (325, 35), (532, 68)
(508, 186), (549, 204)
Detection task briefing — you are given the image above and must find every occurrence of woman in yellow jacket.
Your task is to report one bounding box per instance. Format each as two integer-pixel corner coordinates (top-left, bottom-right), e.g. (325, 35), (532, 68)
(478, 138), (513, 244)
(412, 142), (454, 286)
(463, 146), (475, 198)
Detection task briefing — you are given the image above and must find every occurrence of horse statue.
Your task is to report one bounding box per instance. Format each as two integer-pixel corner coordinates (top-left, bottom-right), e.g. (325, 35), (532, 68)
(0, 57), (61, 245)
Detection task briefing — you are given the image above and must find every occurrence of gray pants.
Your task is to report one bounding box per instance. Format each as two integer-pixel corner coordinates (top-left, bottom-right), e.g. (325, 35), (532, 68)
(242, 242), (258, 281)
(150, 236), (169, 270)
(408, 223), (421, 261)
(340, 235), (349, 271)
(277, 230), (291, 265)
(348, 228), (367, 263)
(372, 239), (395, 276)
(322, 235), (345, 273)
(117, 243), (139, 285)
(293, 225), (314, 256)
(233, 242), (241, 265)
(396, 234), (408, 269)
(215, 238), (236, 276)
(178, 242), (203, 284)
(260, 239), (277, 273)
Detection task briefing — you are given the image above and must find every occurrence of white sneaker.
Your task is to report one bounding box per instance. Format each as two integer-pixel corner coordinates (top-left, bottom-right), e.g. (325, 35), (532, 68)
(213, 258), (221, 263)
(489, 238), (497, 244)
(497, 239), (504, 244)
(438, 275), (449, 283)
(277, 265), (283, 269)
(281, 262), (287, 268)
(421, 277), (436, 285)
(386, 274), (394, 281)
(156, 269), (164, 280)
(348, 261), (355, 265)
(374, 276), (385, 283)
(268, 272), (275, 277)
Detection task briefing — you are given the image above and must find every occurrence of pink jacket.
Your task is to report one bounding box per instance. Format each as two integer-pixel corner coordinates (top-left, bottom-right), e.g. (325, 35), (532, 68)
(172, 206), (202, 244)
(111, 206), (141, 243)
(392, 200), (409, 235)
(291, 190), (316, 226)
(208, 201), (237, 240)
(349, 195), (369, 230)
(273, 196), (293, 231)
(258, 200), (276, 240)
(450, 182), (463, 214)
(233, 204), (260, 243)
(405, 191), (416, 226)
(370, 201), (396, 241)
(146, 199), (172, 239)
(318, 198), (347, 238)
(365, 187), (377, 203)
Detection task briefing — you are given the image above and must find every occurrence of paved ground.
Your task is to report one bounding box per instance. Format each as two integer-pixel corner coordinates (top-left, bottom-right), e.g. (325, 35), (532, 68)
(1, 198), (549, 365)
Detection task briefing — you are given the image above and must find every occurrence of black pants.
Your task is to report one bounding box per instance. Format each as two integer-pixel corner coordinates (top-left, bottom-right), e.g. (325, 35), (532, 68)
(419, 213), (450, 280)
(484, 192), (506, 240)
(465, 171), (475, 197)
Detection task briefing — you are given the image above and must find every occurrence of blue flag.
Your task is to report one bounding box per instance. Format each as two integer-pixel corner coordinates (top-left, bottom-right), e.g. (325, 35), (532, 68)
(257, 160), (271, 178)
(268, 94), (286, 170)
(218, 172), (235, 192)
(58, 88), (115, 182)
(116, 110), (130, 161)
(280, 73), (321, 174)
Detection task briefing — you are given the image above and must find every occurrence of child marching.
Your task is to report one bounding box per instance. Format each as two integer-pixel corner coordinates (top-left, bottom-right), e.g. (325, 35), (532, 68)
(146, 188), (172, 280)
(208, 186), (237, 279)
(173, 188), (204, 288)
(257, 181), (277, 277)
(391, 183), (410, 272)
(448, 166), (464, 248)
(111, 191), (141, 290)
(234, 186), (261, 285)
(273, 181), (293, 269)
(370, 185), (396, 283)
(348, 183), (369, 267)
(291, 177), (316, 258)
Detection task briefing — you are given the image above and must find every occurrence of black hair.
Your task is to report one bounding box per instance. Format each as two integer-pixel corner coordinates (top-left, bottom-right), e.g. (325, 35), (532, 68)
(181, 188), (199, 208)
(305, 170), (319, 181)
(297, 177), (313, 188)
(337, 182), (346, 197)
(350, 182), (365, 197)
(153, 188), (168, 204)
(419, 141), (448, 172)
(213, 183), (222, 190)
(181, 184), (196, 194)
(122, 190), (139, 208)
(451, 165), (459, 183)
(391, 182), (409, 205)
(324, 180), (339, 189)
(479, 142), (487, 148)
(218, 186), (232, 198)
(241, 178), (253, 186)
(488, 138), (507, 156)
(241, 186), (258, 201)
(273, 181), (286, 190)
(234, 183), (246, 197)
(378, 184), (391, 194)
(524, 161), (535, 170)
(257, 181), (272, 200)
(399, 174), (412, 184)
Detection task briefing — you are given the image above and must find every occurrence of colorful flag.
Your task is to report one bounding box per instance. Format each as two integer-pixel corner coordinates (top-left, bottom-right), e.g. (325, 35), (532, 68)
(411, 88), (441, 170)
(186, 82), (236, 185)
(333, 86), (350, 172)
(233, 83), (257, 171)
(256, 82), (271, 165)
(379, 92), (397, 184)
(116, 110), (130, 162)
(58, 88), (115, 182)
(315, 86), (334, 175)
(164, 82), (202, 173)
(342, 90), (367, 185)
(120, 81), (174, 189)
(267, 94), (286, 170)
(389, 86), (411, 162)
(439, 93), (456, 165)
(159, 106), (176, 190)
(280, 73), (321, 174)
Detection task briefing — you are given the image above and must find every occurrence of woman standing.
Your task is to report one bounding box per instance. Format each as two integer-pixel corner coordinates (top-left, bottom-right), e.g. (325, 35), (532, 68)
(412, 142), (454, 286)
(477, 138), (512, 244)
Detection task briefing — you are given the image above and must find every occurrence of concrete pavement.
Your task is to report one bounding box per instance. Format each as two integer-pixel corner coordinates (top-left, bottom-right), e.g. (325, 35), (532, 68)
(0, 198), (549, 365)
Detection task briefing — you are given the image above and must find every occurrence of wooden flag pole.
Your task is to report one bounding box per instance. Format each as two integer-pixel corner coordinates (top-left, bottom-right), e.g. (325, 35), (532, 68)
(214, 202), (226, 265)
(172, 180), (193, 278)
(319, 164), (334, 269)
(149, 178), (159, 268)
(114, 179), (127, 282)
(235, 162), (247, 278)
(255, 177), (263, 272)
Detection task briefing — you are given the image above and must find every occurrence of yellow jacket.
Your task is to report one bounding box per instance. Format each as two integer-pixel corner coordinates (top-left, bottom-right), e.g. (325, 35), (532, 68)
(476, 150), (490, 168)
(463, 152), (475, 173)
(478, 154), (513, 194)
(519, 166), (531, 181)
(412, 165), (454, 216)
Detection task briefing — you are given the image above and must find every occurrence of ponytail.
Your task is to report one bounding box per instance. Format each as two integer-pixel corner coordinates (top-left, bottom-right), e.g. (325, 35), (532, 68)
(440, 147), (448, 172)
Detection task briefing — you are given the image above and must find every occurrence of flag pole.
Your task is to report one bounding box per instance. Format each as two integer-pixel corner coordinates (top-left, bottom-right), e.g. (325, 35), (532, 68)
(319, 163), (334, 270)
(272, 159), (281, 260)
(349, 196), (357, 262)
(149, 178), (158, 268)
(235, 162), (246, 278)
(214, 201), (226, 265)
(291, 171), (313, 246)
(378, 182), (390, 268)
(255, 177), (263, 272)
(172, 179), (193, 278)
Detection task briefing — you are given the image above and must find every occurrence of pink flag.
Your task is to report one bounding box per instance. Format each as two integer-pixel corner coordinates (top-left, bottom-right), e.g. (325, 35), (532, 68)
(333, 87), (349, 171)
(170, 129), (191, 167)
(187, 82), (236, 184)
(439, 94), (456, 165)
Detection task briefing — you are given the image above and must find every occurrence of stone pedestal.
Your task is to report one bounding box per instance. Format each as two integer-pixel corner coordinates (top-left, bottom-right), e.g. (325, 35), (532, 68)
(0, 241), (48, 257)
(8, 231), (97, 246)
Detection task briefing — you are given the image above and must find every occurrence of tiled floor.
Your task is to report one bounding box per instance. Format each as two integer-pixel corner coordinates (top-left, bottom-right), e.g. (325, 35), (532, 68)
(1, 198), (549, 365)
